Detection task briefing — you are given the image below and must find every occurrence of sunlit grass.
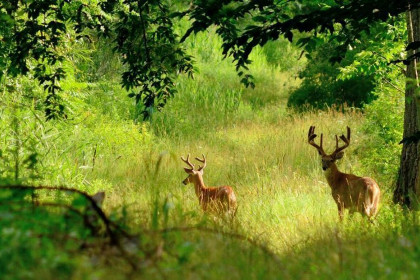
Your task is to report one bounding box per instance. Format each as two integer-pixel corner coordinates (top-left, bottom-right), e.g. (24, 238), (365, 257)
(77, 99), (417, 279)
(47, 34), (410, 278)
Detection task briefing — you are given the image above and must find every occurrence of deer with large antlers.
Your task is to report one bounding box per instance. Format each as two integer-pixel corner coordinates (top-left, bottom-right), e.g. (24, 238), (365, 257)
(308, 126), (380, 220)
(181, 154), (237, 216)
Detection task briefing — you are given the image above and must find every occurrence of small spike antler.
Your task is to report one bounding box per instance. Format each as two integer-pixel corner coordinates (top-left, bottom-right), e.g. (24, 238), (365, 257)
(195, 154), (207, 171)
(308, 126), (326, 156)
(181, 154), (195, 170)
(333, 126), (351, 156)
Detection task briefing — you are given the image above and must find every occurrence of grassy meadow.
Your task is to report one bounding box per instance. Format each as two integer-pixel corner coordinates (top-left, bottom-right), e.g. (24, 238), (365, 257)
(1, 29), (418, 279)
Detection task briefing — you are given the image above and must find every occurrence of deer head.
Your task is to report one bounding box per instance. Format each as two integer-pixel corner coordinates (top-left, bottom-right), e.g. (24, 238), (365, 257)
(181, 154), (206, 185)
(308, 126), (351, 171)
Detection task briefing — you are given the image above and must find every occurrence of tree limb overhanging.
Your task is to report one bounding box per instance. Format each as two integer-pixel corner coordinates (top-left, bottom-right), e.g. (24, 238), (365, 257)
(180, 0), (420, 87)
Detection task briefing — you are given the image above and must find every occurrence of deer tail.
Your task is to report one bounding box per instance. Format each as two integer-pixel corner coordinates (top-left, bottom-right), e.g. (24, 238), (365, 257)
(365, 185), (379, 217)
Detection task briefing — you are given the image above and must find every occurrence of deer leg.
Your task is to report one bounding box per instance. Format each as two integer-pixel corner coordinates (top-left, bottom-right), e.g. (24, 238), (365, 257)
(334, 195), (345, 221)
(201, 201), (208, 212)
(337, 203), (345, 221)
(338, 209), (344, 221)
(362, 203), (369, 217)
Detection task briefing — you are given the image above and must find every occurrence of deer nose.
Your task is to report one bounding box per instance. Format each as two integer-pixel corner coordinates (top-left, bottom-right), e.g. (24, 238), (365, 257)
(182, 180), (187, 185)
(322, 166), (327, 171)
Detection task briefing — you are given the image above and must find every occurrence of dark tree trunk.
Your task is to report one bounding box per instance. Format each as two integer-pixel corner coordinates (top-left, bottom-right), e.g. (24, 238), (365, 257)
(394, 6), (420, 207)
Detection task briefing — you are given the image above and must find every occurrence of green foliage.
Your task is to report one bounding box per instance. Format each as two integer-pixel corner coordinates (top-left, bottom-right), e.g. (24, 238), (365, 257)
(262, 38), (305, 72)
(0, 78), (45, 184)
(0, 1), (416, 279)
(1, 0), (416, 121)
(338, 17), (407, 84)
(74, 37), (123, 82)
(180, 0), (418, 86)
(288, 16), (406, 111)
(111, 0), (194, 119)
(0, 0), (194, 120)
(336, 17), (406, 184)
(358, 84), (404, 184)
(287, 40), (377, 110)
(0, 188), (92, 279)
(287, 75), (375, 110)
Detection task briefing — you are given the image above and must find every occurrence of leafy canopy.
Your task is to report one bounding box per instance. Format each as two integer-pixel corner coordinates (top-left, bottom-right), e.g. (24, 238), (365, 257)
(0, 0), (193, 119)
(1, 0), (419, 119)
(180, 0), (419, 86)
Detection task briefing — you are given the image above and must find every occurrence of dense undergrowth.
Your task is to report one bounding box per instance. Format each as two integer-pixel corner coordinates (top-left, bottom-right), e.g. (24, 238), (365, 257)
(0, 24), (415, 279)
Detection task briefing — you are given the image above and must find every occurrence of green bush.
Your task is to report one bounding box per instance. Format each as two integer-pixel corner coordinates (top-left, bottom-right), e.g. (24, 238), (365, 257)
(287, 75), (377, 110)
(287, 40), (377, 110)
(357, 84), (404, 185)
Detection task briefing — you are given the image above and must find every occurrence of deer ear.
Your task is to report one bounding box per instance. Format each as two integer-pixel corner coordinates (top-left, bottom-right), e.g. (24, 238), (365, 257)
(335, 151), (344, 160)
(92, 191), (105, 205)
(184, 168), (194, 174)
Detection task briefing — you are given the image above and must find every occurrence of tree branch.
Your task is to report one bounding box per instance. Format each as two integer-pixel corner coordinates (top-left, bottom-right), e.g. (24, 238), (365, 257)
(138, 1), (151, 64)
(158, 226), (282, 265)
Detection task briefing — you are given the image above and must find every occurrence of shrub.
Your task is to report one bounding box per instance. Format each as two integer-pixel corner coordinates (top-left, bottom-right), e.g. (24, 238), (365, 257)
(287, 40), (377, 110)
(287, 75), (376, 110)
(357, 84), (404, 184)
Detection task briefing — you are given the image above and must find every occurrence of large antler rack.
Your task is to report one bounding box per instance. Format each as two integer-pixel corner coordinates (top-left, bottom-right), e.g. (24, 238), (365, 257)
(181, 154), (195, 171)
(195, 154), (207, 171)
(308, 126), (326, 156)
(332, 126), (351, 156)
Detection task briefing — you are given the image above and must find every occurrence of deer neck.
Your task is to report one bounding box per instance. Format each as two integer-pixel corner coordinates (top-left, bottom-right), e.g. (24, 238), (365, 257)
(324, 163), (341, 188)
(193, 175), (206, 198)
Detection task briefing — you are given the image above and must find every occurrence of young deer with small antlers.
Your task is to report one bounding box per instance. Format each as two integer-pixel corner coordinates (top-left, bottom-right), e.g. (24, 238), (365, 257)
(181, 154), (237, 216)
(308, 126), (380, 220)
